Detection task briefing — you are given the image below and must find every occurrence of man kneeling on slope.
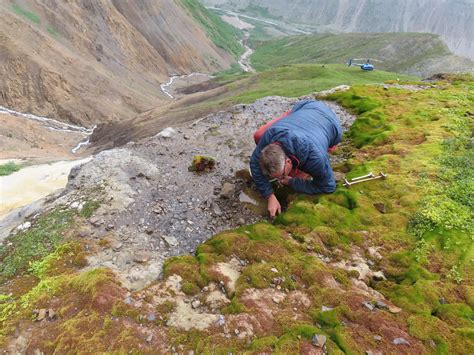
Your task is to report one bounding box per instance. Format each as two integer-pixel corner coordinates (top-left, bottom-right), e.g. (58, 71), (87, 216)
(250, 99), (342, 218)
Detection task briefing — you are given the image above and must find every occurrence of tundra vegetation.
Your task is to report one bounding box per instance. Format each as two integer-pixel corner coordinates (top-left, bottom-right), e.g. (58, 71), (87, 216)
(0, 162), (21, 176)
(0, 74), (472, 352)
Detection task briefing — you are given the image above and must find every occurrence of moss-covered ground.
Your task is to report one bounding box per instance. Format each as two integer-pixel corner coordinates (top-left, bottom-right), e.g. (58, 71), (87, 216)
(0, 74), (472, 353)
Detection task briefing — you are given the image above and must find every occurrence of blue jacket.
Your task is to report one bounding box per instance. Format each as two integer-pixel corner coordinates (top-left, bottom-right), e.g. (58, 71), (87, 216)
(250, 100), (342, 198)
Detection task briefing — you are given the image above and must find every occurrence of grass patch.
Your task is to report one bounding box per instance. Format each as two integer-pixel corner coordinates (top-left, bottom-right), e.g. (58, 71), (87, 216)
(12, 4), (40, 24)
(0, 162), (21, 176)
(250, 32), (467, 74)
(0, 209), (75, 278)
(229, 64), (416, 104)
(178, 0), (243, 58)
(47, 26), (60, 38)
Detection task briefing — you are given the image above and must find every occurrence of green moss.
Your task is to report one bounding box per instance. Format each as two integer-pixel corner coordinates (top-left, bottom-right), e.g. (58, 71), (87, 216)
(70, 268), (115, 295)
(163, 255), (207, 290)
(433, 304), (474, 327)
(325, 190), (359, 210)
(28, 243), (84, 278)
(311, 306), (349, 328)
(249, 335), (278, 351)
(377, 279), (440, 314)
(328, 91), (380, 115)
(181, 282), (200, 295)
(221, 297), (246, 314)
(80, 200), (100, 218)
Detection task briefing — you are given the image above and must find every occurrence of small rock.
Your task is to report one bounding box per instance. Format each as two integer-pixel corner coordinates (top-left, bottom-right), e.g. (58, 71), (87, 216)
(191, 300), (201, 309)
(78, 230), (90, 238)
(105, 224), (115, 231)
(375, 300), (388, 310)
(373, 203), (386, 214)
(312, 334), (326, 347)
(48, 309), (57, 320)
(36, 309), (47, 321)
(162, 235), (178, 246)
(321, 305), (333, 312)
(17, 221), (32, 231)
(146, 334), (153, 343)
(270, 267), (278, 273)
(272, 296), (281, 304)
(213, 204), (222, 216)
(388, 305), (402, 314)
(157, 127), (177, 138)
(234, 329), (240, 335)
(333, 172), (345, 182)
(216, 315), (225, 326)
(393, 337), (410, 346)
(15, 335), (27, 349)
(373, 335), (382, 342)
(111, 241), (123, 251)
(372, 271), (386, 281)
(363, 301), (375, 311)
(220, 182), (235, 199)
(133, 251), (151, 263)
(89, 217), (104, 227)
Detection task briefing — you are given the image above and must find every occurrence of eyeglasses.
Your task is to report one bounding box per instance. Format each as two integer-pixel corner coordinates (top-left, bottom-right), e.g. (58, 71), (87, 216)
(274, 158), (289, 180)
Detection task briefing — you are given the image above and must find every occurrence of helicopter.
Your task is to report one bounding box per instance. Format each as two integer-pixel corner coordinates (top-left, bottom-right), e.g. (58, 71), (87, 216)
(347, 58), (382, 71)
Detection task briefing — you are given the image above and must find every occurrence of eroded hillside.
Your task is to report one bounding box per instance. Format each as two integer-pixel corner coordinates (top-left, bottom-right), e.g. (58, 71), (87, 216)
(1, 75), (472, 353)
(0, 0), (239, 126)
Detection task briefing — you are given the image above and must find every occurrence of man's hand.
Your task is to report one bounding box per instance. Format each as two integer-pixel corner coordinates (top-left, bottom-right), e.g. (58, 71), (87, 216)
(267, 194), (281, 218)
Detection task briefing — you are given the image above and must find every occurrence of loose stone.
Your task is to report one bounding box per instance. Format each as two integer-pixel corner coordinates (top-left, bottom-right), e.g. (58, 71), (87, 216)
(312, 334), (326, 347)
(393, 337), (410, 346)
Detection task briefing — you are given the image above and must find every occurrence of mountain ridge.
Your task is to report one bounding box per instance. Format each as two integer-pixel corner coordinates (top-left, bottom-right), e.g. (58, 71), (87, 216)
(201, 0), (474, 60)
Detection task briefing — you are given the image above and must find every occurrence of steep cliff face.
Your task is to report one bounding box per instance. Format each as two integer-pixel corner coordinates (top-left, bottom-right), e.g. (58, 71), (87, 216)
(0, 0), (236, 125)
(202, 0), (474, 60)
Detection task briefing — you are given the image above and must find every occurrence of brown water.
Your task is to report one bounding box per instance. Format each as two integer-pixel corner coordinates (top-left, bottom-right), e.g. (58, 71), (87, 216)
(0, 158), (91, 219)
(239, 188), (268, 216)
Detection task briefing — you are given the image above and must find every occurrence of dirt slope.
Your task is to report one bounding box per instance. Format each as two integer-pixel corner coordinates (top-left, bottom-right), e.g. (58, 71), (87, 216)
(0, 0), (234, 126)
